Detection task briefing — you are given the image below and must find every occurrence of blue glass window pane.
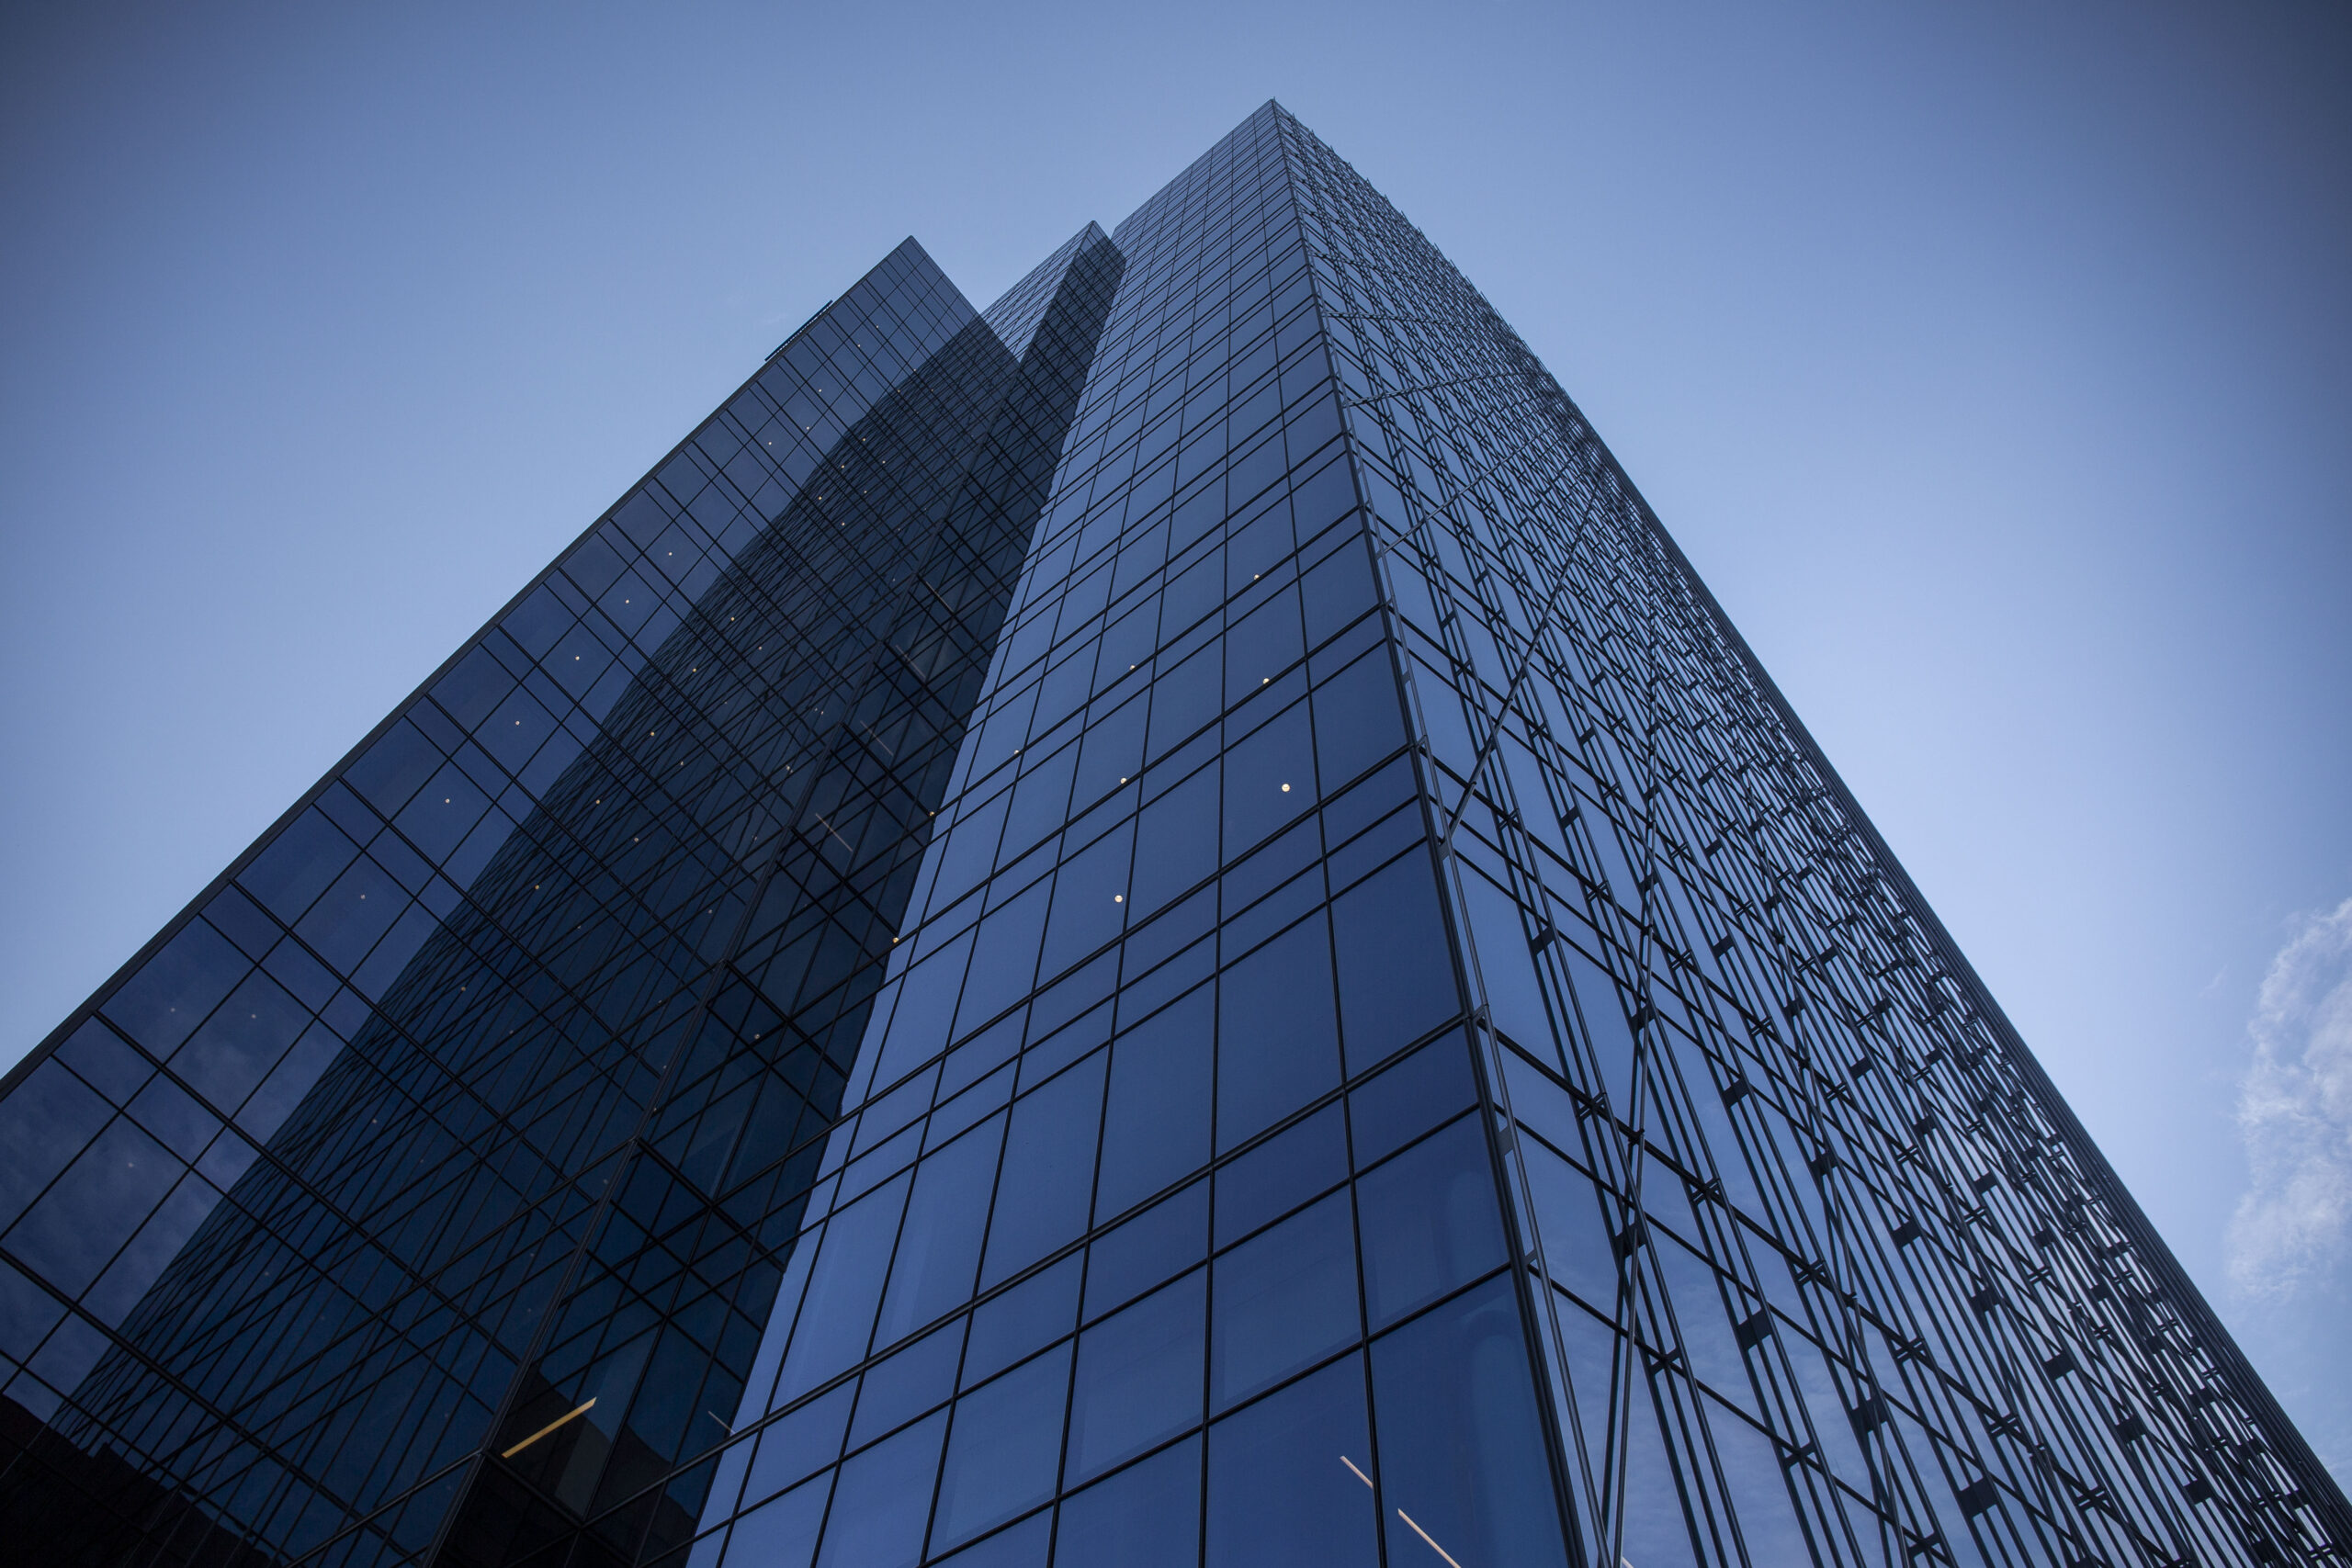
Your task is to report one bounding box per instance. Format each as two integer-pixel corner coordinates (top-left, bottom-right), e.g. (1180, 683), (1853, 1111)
(1161, 551), (1223, 637)
(981, 1054), (1107, 1288)
(1521, 1138), (1618, 1312)
(196, 893), (271, 968)
(1561, 942), (1635, 1112)
(101, 919), (247, 1055)
(1655, 1235), (1753, 1420)
(1038, 819), (1136, 980)
(1705, 1398), (1812, 1563)
(931, 804), (1010, 918)
(932, 1511), (1049, 1568)
(876, 1116), (1006, 1345)
(428, 643), (512, 728)
(1222, 591), (1303, 706)
(1146, 645), (1220, 763)
(345, 719), (441, 817)
(1110, 926), (1213, 1034)
(1095, 598), (1160, 695)
(933, 1343), (1072, 1551)
(779, 1175), (913, 1402)
(1287, 457), (1355, 544)
(744, 1384), (854, 1508)
(395, 761), (495, 862)
(1213, 869), (1326, 968)
(1218, 816), (1317, 918)
(1329, 852), (1459, 1072)
(1319, 756), (1415, 870)
(6, 1117), (176, 1296)
(55, 1018), (145, 1100)
(1128, 766), (1217, 914)
(1053, 1435), (1200, 1568)
(1219, 701), (1315, 855)
(0, 1256), (65, 1363)
(1094, 989), (1212, 1218)
(964, 1256), (1080, 1391)
(1356, 1114), (1508, 1329)
(722, 1472), (829, 1568)
(814, 1409), (945, 1568)
(1299, 531), (1377, 649)
(1215, 913), (1339, 1152)
(1001, 747), (1079, 861)
(235, 807), (358, 924)
(232, 1020), (339, 1143)
(1346, 1033), (1476, 1169)
(849, 1320), (965, 1449)
(1458, 868), (1551, 1056)
(1369, 1273), (1567, 1568)
(1023, 991), (1112, 1086)
(1308, 646), (1406, 791)
(1067, 1269), (1205, 1483)
(1211, 1190), (1358, 1410)
(958, 882), (1050, 1038)
(293, 856), (407, 974)
(169, 968), (310, 1114)
(1223, 492), (1293, 589)
(199, 886), (277, 961)
(350, 900), (436, 999)
(84, 1174), (215, 1322)
(0, 1062), (113, 1231)
(1072, 695), (1147, 806)
(1213, 1102), (1346, 1247)
(1204, 1354), (1377, 1568)
(1084, 1181), (1208, 1319)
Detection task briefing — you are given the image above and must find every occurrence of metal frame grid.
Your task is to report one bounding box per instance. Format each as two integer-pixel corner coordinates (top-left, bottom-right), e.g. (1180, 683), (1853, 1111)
(0, 97), (2339, 1568)
(1276, 105), (2347, 1568)
(0, 227), (1118, 1568)
(678, 102), (1574, 1568)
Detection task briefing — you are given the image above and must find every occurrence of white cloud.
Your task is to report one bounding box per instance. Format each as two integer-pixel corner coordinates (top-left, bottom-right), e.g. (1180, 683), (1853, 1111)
(2227, 897), (2352, 1302)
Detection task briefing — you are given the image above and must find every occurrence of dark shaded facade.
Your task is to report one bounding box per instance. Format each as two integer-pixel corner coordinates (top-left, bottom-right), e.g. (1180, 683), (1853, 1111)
(0, 223), (1123, 1568)
(1, 103), (2342, 1568)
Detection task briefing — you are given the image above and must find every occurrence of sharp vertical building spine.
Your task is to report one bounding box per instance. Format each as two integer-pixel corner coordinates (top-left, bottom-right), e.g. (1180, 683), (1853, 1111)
(0, 102), (2340, 1568)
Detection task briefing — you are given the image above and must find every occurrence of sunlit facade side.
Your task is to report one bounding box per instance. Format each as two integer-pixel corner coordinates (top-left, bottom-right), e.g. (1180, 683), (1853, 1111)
(678, 106), (2350, 1568)
(1279, 111), (2348, 1568)
(0, 98), (2343, 1568)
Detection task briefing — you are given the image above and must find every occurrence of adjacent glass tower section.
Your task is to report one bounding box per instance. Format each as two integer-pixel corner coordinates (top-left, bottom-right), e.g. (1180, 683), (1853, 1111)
(1, 102), (2342, 1568)
(0, 225), (1124, 1568)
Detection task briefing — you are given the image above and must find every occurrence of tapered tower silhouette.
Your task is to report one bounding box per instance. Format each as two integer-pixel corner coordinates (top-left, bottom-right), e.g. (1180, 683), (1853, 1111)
(1, 103), (2340, 1568)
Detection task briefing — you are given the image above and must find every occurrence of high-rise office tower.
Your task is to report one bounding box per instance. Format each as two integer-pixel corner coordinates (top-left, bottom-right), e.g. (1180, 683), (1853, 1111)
(0, 102), (2340, 1568)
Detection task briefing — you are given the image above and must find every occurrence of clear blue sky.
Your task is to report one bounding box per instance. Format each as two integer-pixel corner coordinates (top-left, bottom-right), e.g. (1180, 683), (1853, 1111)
(4, 0), (2346, 1477)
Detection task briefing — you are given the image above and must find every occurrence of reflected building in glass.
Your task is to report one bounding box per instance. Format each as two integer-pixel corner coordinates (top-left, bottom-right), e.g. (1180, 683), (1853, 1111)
(2, 102), (2343, 1568)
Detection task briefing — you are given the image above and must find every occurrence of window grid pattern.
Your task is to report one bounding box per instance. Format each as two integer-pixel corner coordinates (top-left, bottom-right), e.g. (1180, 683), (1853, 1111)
(0, 98), (2339, 1568)
(1279, 107), (2342, 1568)
(454, 226), (1125, 1568)
(682, 102), (1574, 1568)
(0, 230), (1116, 1568)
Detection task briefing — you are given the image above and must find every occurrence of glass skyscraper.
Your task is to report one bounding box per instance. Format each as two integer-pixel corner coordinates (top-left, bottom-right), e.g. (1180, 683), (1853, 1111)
(0, 102), (2341, 1568)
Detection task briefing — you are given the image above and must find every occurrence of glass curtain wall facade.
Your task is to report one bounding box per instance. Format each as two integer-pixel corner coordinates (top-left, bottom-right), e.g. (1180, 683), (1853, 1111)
(0, 226), (1122, 1568)
(1273, 117), (2348, 1568)
(1, 100), (2343, 1568)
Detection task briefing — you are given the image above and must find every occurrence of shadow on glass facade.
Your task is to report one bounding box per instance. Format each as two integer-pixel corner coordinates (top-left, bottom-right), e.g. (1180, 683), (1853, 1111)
(0, 223), (1120, 1568)
(1, 101), (2344, 1568)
